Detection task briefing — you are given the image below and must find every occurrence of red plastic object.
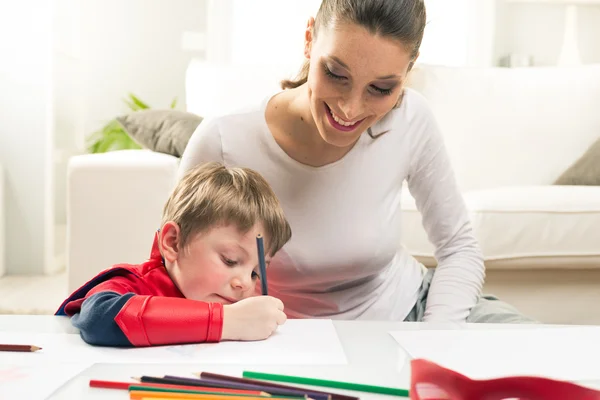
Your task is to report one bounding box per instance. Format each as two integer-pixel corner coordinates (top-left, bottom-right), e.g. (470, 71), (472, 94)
(410, 359), (600, 400)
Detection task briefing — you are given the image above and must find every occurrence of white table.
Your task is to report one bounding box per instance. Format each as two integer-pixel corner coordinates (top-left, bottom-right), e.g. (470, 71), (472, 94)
(2, 316), (600, 399)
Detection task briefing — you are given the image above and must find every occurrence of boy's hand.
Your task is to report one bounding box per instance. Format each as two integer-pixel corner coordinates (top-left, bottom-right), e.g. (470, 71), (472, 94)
(221, 296), (287, 341)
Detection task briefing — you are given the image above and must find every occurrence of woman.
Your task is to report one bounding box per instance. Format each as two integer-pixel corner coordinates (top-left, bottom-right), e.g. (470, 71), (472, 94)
(179, 0), (534, 323)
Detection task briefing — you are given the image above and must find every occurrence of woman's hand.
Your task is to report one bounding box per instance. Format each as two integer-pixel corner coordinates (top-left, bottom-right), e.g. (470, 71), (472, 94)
(221, 296), (287, 341)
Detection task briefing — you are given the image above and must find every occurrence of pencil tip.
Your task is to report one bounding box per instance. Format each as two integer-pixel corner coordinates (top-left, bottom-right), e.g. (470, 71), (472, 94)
(31, 346), (42, 351)
(131, 377), (141, 381)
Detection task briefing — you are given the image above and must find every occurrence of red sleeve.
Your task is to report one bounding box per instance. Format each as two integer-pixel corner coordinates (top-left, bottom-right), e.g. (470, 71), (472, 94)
(113, 295), (223, 346)
(72, 277), (223, 346)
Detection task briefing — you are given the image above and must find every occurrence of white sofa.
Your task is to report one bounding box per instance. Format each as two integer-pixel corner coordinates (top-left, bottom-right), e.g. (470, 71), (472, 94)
(0, 164), (4, 278)
(67, 61), (600, 325)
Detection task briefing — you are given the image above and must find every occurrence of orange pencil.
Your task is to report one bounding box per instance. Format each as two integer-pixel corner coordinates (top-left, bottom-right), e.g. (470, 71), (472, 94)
(90, 380), (267, 396)
(130, 391), (298, 400)
(138, 398), (175, 400)
(137, 398), (179, 400)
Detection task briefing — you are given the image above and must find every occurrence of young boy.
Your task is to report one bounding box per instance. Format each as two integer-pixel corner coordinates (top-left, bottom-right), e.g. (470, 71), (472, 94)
(56, 162), (292, 347)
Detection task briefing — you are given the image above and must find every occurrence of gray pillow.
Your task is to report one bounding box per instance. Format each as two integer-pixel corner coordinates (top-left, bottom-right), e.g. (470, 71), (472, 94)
(117, 109), (203, 157)
(554, 136), (600, 185)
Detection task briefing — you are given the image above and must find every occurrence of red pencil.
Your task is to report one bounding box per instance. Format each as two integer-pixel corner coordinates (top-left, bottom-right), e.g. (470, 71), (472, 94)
(89, 380), (269, 396)
(0, 344), (42, 352)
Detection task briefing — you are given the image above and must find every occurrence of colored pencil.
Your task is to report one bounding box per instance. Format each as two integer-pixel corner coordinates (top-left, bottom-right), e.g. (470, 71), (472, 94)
(129, 391), (302, 400)
(0, 344), (42, 352)
(154, 375), (324, 400)
(136, 397), (175, 400)
(129, 386), (289, 399)
(136, 397), (176, 400)
(136, 398), (173, 400)
(131, 396), (294, 400)
(195, 373), (348, 400)
(256, 234), (268, 295)
(141, 376), (270, 390)
(137, 377), (282, 395)
(242, 371), (410, 397)
(90, 380), (267, 396)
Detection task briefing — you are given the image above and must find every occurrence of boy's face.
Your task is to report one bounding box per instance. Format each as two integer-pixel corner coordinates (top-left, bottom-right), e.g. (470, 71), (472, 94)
(162, 222), (269, 303)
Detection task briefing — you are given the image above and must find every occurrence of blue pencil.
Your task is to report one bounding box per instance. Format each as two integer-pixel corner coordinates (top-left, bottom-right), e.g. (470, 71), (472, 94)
(256, 234), (268, 295)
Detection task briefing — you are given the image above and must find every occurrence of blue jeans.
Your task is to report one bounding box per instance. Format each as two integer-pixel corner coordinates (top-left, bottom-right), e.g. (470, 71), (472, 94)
(404, 268), (538, 323)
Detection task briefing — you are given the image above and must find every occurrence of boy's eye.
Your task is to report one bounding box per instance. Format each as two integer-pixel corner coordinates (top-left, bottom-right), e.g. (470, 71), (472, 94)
(222, 256), (237, 266)
(252, 271), (260, 280)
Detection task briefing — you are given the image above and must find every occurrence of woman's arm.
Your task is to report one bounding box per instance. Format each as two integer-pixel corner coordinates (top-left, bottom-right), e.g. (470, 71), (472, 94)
(178, 118), (224, 179)
(406, 107), (485, 323)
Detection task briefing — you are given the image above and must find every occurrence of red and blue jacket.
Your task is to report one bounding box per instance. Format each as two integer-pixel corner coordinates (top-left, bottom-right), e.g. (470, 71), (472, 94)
(56, 234), (223, 347)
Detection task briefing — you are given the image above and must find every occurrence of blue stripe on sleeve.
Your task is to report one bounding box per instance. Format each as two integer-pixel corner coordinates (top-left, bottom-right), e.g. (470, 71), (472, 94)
(70, 291), (136, 347)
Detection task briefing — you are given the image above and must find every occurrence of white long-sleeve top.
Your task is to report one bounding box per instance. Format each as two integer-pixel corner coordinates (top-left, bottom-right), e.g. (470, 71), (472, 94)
(178, 88), (485, 322)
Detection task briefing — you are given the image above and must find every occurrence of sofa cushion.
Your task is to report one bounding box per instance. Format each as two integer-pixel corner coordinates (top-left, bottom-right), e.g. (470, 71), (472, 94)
(401, 186), (600, 269)
(406, 64), (600, 191)
(554, 136), (600, 186)
(117, 109), (203, 158)
(464, 185), (600, 264)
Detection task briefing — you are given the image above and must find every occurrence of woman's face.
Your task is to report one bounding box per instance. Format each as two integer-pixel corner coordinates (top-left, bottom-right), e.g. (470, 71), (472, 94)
(304, 20), (415, 148)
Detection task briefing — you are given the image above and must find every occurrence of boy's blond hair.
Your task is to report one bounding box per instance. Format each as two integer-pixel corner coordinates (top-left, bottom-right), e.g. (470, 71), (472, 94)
(162, 162), (292, 256)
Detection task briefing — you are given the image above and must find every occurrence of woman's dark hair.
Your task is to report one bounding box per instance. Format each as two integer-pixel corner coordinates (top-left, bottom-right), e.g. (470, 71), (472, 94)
(281, 0), (426, 90)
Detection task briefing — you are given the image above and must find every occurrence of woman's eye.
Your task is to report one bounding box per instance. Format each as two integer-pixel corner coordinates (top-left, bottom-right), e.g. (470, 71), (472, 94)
(222, 257), (237, 266)
(324, 65), (346, 81)
(370, 85), (393, 96)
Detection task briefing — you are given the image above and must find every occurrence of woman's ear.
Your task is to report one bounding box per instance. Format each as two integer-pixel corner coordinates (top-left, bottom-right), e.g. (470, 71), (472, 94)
(159, 221), (181, 264)
(304, 17), (315, 59)
(408, 52), (420, 71)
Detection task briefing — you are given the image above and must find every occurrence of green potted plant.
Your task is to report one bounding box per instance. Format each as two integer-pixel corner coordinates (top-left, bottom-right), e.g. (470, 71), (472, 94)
(86, 93), (177, 153)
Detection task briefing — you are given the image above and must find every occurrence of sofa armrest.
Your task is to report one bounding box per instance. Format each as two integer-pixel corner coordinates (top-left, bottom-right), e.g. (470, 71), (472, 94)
(67, 150), (179, 292)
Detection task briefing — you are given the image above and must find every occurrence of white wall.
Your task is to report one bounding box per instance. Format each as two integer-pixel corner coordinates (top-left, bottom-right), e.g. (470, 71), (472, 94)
(0, 0), (209, 275)
(52, 0), (207, 271)
(420, 0), (470, 66)
(206, 0), (497, 70)
(414, 0), (498, 67)
(230, 0), (321, 66)
(494, 2), (600, 66)
(77, 0), (207, 140)
(579, 6), (600, 64)
(204, 0), (320, 71)
(0, 0), (54, 275)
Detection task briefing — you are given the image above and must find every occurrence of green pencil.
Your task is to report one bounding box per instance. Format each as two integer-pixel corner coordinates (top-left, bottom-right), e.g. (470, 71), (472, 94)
(242, 372), (409, 398)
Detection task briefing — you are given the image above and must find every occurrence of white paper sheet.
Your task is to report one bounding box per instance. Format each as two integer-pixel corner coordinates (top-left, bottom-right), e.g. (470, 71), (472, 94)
(0, 319), (347, 365)
(0, 363), (90, 400)
(390, 327), (600, 382)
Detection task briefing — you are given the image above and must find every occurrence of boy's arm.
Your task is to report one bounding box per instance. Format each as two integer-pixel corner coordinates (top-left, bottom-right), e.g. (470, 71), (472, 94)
(71, 285), (223, 347)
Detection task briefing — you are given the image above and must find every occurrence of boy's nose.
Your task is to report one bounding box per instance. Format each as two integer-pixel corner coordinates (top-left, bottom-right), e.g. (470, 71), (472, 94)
(231, 274), (253, 292)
